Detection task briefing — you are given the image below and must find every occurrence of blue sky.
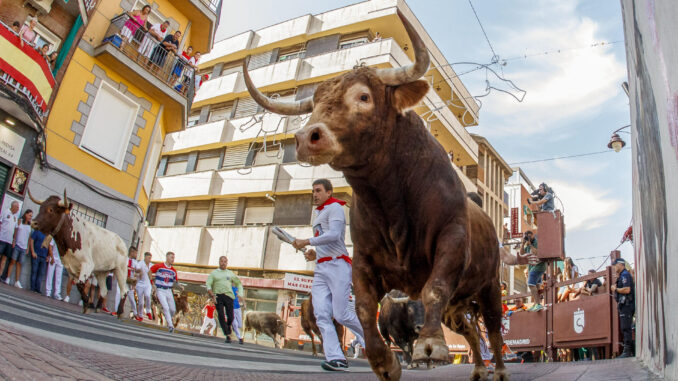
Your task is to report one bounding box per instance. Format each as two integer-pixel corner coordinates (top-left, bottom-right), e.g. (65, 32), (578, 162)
(216, 0), (634, 270)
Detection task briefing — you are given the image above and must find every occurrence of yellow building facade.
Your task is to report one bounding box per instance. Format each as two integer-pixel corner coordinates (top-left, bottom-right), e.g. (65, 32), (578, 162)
(27, 0), (220, 244)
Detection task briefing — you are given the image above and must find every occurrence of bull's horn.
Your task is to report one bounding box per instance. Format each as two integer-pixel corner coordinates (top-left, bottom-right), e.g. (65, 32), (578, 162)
(375, 13), (430, 85)
(389, 297), (410, 303)
(27, 188), (43, 205)
(59, 189), (69, 208)
(242, 57), (314, 116)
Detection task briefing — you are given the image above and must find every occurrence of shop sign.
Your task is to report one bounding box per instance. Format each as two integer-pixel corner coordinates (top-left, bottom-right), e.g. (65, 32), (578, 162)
(0, 126), (25, 165)
(283, 273), (314, 292)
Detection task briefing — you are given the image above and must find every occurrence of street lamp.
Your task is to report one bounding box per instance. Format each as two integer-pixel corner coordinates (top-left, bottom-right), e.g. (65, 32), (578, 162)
(607, 125), (630, 152)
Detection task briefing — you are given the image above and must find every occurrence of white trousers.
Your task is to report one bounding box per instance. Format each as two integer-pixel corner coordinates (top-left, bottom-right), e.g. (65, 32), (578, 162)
(156, 288), (176, 328)
(232, 307), (243, 339)
(312, 259), (365, 361)
(200, 317), (216, 335)
(45, 254), (63, 298)
(111, 278), (136, 315)
(136, 283), (152, 315)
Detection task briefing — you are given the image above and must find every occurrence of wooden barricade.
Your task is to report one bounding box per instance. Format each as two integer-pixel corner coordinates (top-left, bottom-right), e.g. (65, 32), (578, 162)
(501, 292), (548, 352)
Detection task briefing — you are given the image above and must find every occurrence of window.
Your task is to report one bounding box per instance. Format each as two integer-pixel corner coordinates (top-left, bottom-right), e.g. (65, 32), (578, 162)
(25, 16), (62, 51)
(339, 37), (368, 50)
(253, 144), (281, 166)
(70, 201), (108, 228)
(187, 111), (200, 128)
(196, 150), (221, 172)
(278, 50), (306, 62)
(243, 198), (274, 225)
(154, 203), (177, 226)
(208, 102), (233, 122)
(131, 0), (164, 27)
(164, 155), (188, 176)
(210, 198), (238, 225)
(80, 82), (139, 169)
(184, 201), (210, 226)
(244, 288), (278, 313)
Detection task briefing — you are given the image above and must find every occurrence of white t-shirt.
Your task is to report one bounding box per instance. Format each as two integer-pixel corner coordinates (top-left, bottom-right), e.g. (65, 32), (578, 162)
(149, 23), (168, 41)
(309, 201), (348, 261)
(0, 212), (18, 243)
(14, 223), (31, 250)
(136, 260), (152, 287)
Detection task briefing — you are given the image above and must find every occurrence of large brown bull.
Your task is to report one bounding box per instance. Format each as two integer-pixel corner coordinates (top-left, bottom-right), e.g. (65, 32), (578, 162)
(243, 12), (506, 381)
(244, 311), (286, 348)
(300, 295), (345, 357)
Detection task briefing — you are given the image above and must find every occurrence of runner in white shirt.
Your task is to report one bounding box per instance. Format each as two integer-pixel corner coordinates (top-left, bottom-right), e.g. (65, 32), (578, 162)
(0, 201), (20, 284)
(293, 179), (365, 372)
(136, 252), (153, 320)
(139, 20), (169, 58)
(45, 239), (64, 300)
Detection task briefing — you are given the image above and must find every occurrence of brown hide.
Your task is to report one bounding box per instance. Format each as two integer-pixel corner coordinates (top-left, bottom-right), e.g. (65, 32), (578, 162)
(244, 311), (286, 348)
(172, 292), (189, 327)
(300, 295), (345, 357)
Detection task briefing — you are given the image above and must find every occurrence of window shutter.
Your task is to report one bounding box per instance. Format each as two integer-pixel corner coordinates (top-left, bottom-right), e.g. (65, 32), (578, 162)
(233, 97), (260, 119)
(211, 198), (238, 225)
(247, 51), (273, 70)
(221, 144), (251, 168)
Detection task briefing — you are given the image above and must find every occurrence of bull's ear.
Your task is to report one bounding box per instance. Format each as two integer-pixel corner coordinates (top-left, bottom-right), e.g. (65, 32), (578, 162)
(393, 80), (429, 112)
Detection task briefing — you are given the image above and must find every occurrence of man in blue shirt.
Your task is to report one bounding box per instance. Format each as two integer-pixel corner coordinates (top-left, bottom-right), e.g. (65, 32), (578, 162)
(611, 258), (635, 358)
(231, 285), (244, 344)
(28, 229), (50, 293)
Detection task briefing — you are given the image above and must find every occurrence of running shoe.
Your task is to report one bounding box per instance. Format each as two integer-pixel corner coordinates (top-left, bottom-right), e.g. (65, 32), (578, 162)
(102, 307), (112, 314)
(3, 278), (9, 285)
(168, 327), (174, 333)
(53, 295), (62, 301)
(135, 316), (143, 322)
(321, 360), (349, 372)
(146, 313), (153, 320)
(225, 336), (232, 344)
(14, 281), (22, 289)
(64, 296), (70, 303)
(239, 339), (244, 345)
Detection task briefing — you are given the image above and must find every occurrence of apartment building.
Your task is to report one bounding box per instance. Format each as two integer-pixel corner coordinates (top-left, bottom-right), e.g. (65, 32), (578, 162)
(17, 0), (220, 246)
(142, 0), (483, 319)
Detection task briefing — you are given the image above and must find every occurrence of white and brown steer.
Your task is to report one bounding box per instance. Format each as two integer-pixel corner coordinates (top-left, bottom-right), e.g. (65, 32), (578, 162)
(29, 189), (129, 317)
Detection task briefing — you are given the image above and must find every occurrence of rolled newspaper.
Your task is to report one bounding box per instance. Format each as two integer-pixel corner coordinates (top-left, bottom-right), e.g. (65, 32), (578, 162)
(271, 226), (306, 252)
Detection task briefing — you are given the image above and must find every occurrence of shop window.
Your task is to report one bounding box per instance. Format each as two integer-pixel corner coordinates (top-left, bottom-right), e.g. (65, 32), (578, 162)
(244, 288), (278, 313)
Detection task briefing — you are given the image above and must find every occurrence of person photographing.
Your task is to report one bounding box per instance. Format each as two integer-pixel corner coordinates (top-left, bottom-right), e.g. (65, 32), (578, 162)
(292, 179), (365, 372)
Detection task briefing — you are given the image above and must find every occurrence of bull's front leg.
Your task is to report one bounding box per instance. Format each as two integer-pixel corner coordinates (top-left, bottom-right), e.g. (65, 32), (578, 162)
(412, 225), (468, 364)
(354, 266), (400, 381)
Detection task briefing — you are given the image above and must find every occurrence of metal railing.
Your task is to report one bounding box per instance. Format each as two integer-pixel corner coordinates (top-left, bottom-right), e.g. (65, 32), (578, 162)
(101, 14), (196, 99)
(199, 0), (221, 12)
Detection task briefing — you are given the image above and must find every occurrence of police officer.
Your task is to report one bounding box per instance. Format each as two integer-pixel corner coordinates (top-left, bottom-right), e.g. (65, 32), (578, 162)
(610, 258), (635, 358)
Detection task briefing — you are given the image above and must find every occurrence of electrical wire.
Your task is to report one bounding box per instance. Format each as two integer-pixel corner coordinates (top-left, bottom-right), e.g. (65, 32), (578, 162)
(508, 147), (630, 166)
(467, 0), (498, 62)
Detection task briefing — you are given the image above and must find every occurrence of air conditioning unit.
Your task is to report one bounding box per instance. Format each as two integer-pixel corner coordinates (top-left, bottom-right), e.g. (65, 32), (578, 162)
(25, 0), (54, 15)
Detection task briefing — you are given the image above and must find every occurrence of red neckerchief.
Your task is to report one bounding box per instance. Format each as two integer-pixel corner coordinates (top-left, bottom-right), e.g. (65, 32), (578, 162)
(316, 197), (346, 211)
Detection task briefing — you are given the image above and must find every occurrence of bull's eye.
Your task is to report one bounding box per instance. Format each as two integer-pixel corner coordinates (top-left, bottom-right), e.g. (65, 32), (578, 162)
(360, 94), (370, 102)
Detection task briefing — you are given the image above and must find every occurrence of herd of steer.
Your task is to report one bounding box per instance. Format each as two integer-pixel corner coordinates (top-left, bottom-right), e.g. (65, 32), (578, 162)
(25, 12), (508, 381)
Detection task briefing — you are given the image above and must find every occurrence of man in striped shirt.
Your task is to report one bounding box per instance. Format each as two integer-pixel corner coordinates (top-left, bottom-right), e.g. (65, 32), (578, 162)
(151, 251), (183, 333)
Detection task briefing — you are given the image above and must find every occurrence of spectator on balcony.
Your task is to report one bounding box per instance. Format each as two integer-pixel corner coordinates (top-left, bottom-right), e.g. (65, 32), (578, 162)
(19, 18), (38, 47)
(557, 257), (580, 302)
(139, 20), (170, 61)
(171, 45), (193, 87)
(11, 21), (21, 34)
(149, 30), (180, 71)
(40, 43), (51, 60)
(48, 51), (58, 70)
(120, 5), (151, 46)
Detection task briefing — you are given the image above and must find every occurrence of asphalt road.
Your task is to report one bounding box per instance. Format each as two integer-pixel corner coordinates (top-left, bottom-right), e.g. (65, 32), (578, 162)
(0, 284), (661, 381)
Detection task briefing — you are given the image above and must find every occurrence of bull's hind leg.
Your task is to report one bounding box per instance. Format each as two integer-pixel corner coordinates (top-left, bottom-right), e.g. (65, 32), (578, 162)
(76, 281), (89, 314)
(479, 283), (509, 381)
(354, 265), (400, 381)
(413, 225), (468, 365)
(113, 261), (129, 319)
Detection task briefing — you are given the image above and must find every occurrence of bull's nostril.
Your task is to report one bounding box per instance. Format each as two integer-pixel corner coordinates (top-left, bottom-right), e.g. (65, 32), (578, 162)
(309, 128), (321, 143)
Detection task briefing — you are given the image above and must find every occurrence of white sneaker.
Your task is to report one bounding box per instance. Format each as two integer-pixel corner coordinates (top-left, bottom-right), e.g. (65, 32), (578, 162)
(53, 295), (62, 301)
(78, 300), (83, 306)
(3, 278), (9, 285)
(14, 281), (22, 289)
(64, 296), (70, 303)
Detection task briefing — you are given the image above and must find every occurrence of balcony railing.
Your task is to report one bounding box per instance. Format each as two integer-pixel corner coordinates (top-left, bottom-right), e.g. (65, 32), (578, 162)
(0, 21), (56, 120)
(101, 14), (195, 99)
(199, 0), (221, 12)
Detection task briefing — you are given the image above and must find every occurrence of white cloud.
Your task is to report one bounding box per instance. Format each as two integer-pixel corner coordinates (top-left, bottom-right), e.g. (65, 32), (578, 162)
(547, 181), (620, 231)
(473, 2), (627, 136)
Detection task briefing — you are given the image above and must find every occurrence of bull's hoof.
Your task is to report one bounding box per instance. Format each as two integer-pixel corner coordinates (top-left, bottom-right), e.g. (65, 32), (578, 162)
(493, 368), (510, 381)
(372, 351), (402, 381)
(412, 336), (449, 364)
(470, 365), (489, 381)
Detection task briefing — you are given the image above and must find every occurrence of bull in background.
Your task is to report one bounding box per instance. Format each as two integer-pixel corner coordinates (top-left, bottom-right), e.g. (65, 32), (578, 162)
(300, 295), (345, 357)
(378, 290), (424, 367)
(28, 189), (129, 318)
(243, 11), (507, 380)
(244, 311), (287, 348)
